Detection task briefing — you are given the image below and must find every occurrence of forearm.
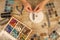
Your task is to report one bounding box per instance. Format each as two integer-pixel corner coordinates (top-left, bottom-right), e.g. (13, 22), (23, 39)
(21, 0), (27, 4)
(21, 0), (27, 2)
(42, 0), (50, 5)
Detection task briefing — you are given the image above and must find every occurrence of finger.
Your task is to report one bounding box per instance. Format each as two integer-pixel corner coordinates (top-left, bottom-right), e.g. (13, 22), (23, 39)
(24, 7), (30, 12)
(27, 7), (32, 11)
(34, 6), (39, 12)
(35, 9), (41, 13)
(34, 6), (44, 13)
(26, 8), (30, 12)
(25, 7), (32, 12)
(35, 7), (43, 13)
(26, 7), (33, 12)
(36, 8), (44, 13)
(34, 7), (40, 13)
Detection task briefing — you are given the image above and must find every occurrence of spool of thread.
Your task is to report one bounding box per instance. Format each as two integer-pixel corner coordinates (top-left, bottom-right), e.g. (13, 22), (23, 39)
(4, 6), (12, 12)
(0, 18), (10, 25)
(4, 0), (14, 12)
(1, 12), (11, 18)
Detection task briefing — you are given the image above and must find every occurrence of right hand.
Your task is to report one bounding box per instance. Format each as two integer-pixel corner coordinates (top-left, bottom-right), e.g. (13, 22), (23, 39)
(23, 2), (32, 12)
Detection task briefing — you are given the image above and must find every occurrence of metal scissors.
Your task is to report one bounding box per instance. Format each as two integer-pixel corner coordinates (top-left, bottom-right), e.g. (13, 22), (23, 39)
(16, 4), (24, 15)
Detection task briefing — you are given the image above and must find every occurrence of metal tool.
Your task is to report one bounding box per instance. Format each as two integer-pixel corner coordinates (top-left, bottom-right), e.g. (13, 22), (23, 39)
(32, 13), (35, 20)
(16, 4), (24, 15)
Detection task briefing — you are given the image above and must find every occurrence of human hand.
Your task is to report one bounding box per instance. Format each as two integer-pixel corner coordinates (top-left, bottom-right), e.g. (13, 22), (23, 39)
(34, 2), (44, 13)
(24, 2), (32, 12)
(21, 0), (33, 12)
(34, 0), (49, 13)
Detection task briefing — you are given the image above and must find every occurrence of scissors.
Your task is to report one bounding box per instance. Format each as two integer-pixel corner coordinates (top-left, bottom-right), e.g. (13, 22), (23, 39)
(16, 4), (24, 15)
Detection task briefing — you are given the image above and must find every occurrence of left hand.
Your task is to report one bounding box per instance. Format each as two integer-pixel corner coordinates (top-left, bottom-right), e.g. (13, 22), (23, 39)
(34, 2), (44, 13)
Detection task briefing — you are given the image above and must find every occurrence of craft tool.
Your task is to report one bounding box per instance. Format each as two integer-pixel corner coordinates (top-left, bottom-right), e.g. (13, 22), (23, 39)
(32, 13), (35, 20)
(16, 4), (24, 15)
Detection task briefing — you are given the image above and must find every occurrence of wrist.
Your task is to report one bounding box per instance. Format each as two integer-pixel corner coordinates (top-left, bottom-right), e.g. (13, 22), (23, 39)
(21, 0), (27, 4)
(43, 0), (50, 5)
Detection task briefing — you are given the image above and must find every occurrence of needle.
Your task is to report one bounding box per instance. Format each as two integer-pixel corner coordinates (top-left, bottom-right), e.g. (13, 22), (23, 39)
(0, 18), (10, 25)
(32, 13), (35, 20)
